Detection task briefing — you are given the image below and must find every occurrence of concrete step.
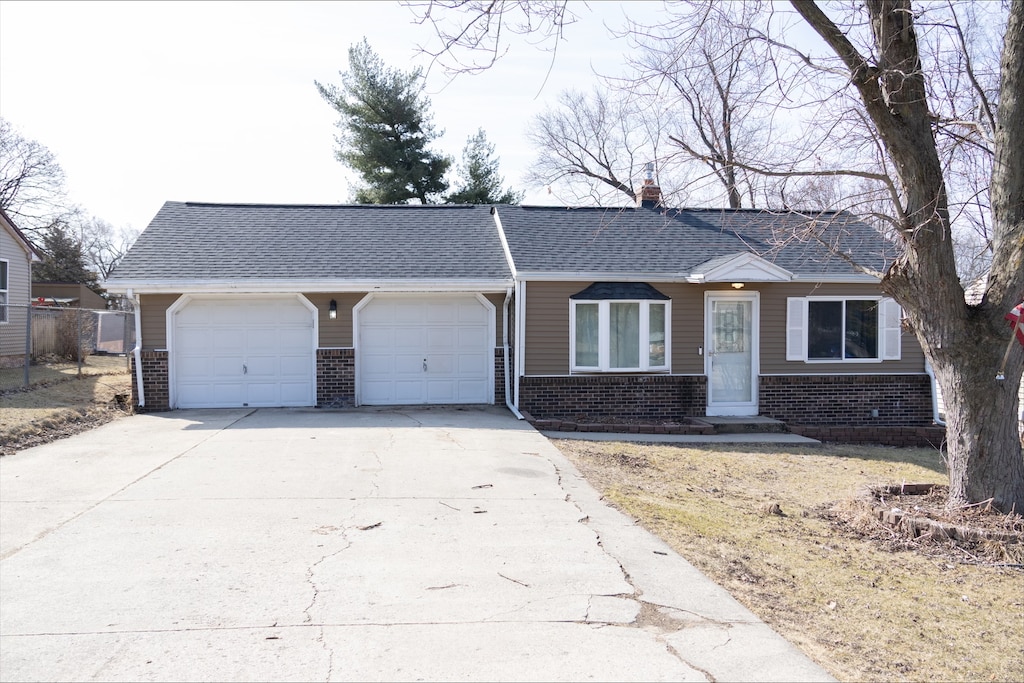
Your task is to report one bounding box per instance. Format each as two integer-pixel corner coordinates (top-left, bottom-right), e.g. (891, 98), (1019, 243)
(691, 416), (790, 435)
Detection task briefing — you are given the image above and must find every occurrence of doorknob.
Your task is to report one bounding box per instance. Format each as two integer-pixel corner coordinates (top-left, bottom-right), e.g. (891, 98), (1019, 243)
(423, 358), (427, 372)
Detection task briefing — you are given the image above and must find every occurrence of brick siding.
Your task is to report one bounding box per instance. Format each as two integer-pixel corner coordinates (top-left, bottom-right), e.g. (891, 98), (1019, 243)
(494, 347), (506, 405)
(788, 424), (946, 448)
(317, 348), (355, 408)
(518, 375), (706, 421)
(758, 374), (934, 426)
(130, 350), (169, 412)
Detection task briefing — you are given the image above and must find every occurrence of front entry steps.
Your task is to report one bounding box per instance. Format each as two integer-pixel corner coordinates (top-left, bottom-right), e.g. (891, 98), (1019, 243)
(691, 416), (790, 435)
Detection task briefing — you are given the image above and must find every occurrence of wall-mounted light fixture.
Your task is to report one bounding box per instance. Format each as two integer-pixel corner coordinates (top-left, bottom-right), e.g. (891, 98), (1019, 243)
(731, 282), (745, 290)
(329, 299), (337, 319)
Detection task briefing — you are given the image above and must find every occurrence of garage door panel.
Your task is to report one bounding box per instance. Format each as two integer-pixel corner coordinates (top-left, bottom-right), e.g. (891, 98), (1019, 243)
(212, 359), (243, 378)
(362, 327), (393, 347)
(458, 354), (487, 373)
(246, 329), (278, 352)
(359, 295), (491, 406)
(458, 327), (487, 348)
(428, 354), (454, 374)
(245, 355), (277, 376)
(458, 302), (488, 323)
(395, 354), (424, 374)
(173, 297), (314, 409)
(395, 380), (425, 402)
(212, 329), (245, 352)
(280, 355), (311, 377)
(362, 354), (393, 376)
(427, 327), (455, 349)
(426, 380), (457, 402)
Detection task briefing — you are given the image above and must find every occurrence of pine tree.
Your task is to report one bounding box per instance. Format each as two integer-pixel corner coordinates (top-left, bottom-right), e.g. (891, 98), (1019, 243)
(446, 129), (524, 204)
(32, 223), (99, 288)
(316, 40), (450, 204)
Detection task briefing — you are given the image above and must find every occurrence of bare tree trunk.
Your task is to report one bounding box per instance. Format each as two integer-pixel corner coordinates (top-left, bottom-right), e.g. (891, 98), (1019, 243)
(795, 0), (1024, 512)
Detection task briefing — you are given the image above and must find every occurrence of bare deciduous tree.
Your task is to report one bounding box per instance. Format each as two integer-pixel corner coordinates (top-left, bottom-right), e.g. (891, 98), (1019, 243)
(0, 117), (72, 238)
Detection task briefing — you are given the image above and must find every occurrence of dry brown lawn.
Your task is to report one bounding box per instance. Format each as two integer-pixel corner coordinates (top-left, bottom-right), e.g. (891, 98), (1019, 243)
(554, 438), (1024, 682)
(0, 356), (133, 454)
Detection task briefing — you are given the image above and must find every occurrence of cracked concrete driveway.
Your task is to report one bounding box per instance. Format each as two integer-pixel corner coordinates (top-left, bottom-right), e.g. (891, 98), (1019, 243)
(0, 407), (832, 682)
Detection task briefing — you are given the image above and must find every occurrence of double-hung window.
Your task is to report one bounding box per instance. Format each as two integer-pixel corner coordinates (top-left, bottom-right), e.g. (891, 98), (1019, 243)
(570, 283), (670, 372)
(787, 296), (901, 362)
(0, 260), (8, 324)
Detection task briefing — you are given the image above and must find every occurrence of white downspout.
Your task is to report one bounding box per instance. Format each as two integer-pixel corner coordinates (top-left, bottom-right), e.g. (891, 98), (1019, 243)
(503, 287), (523, 419)
(514, 279), (525, 410)
(925, 361), (944, 427)
(129, 288), (145, 408)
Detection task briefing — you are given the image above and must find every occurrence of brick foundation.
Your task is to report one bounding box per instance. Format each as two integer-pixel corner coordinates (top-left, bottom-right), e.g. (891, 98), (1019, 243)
(494, 347), (506, 405)
(758, 374), (934, 426)
(317, 348), (355, 408)
(518, 374), (706, 421)
(130, 350), (169, 412)
(789, 424), (946, 448)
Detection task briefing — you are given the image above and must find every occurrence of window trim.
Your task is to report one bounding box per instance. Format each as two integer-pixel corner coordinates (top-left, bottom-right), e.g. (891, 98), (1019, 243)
(570, 298), (671, 373)
(786, 296), (901, 363)
(0, 259), (8, 324)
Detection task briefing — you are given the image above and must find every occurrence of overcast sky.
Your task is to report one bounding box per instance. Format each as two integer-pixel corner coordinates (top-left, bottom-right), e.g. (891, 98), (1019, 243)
(0, 1), (666, 231)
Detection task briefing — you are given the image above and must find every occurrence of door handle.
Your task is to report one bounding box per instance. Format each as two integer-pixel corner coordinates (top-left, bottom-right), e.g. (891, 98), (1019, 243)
(243, 364), (248, 374)
(423, 358), (427, 372)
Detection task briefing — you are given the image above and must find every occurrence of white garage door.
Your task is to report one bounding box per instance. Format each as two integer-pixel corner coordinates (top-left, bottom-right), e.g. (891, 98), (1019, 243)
(359, 295), (492, 405)
(173, 297), (315, 408)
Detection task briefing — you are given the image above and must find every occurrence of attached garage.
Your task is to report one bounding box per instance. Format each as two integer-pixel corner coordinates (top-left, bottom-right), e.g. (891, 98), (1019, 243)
(357, 294), (494, 405)
(170, 296), (316, 408)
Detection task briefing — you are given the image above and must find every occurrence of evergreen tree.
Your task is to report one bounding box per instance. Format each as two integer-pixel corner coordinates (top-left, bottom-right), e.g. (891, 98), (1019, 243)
(32, 223), (99, 289)
(446, 129), (524, 204)
(316, 39), (450, 204)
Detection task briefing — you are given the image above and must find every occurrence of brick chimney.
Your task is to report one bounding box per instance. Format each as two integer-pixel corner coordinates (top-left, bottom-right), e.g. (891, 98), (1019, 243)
(638, 162), (662, 208)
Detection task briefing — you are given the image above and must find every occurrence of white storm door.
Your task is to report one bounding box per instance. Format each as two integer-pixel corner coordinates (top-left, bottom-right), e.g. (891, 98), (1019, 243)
(359, 295), (492, 405)
(706, 293), (758, 416)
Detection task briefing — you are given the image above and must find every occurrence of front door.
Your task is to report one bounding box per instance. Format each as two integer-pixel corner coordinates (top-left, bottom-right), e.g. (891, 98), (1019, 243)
(706, 292), (758, 416)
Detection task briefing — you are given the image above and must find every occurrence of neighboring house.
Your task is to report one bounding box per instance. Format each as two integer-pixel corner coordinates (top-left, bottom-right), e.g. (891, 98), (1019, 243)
(0, 209), (41, 368)
(104, 198), (932, 428)
(31, 282), (108, 309)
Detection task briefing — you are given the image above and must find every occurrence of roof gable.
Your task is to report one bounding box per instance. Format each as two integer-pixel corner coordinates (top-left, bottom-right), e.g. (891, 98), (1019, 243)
(688, 252), (793, 283)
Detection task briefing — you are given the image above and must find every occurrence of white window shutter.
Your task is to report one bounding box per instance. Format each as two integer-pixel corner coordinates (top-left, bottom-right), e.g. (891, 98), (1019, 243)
(880, 297), (902, 360)
(786, 297), (807, 361)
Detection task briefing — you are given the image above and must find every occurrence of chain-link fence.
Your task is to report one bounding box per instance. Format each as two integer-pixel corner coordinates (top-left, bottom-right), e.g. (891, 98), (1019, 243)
(0, 302), (135, 386)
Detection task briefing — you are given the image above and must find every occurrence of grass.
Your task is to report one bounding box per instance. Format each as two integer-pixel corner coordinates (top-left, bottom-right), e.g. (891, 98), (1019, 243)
(554, 439), (1024, 682)
(0, 355), (133, 454)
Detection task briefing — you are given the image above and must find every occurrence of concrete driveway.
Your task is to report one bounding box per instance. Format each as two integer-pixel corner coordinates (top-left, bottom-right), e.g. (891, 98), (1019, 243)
(0, 407), (831, 682)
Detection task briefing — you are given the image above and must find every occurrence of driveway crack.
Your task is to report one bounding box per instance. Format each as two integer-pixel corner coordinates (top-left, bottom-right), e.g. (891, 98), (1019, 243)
(304, 530), (351, 682)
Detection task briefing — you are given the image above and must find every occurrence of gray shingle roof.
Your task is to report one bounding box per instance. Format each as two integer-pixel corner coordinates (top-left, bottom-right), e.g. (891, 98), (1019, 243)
(108, 202), (513, 283)
(497, 205), (895, 277)
(110, 201), (895, 286)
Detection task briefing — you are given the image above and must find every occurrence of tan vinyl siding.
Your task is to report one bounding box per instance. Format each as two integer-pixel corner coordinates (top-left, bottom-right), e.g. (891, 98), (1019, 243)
(523, 280), (925, 377)
(483, 292), (506, 346)
(758, 282), (925, 374)
(524, 282), (574, 375)
(306, 292), (362, 347)
(0, 226), (32, 359)
(139, 294), (180, 349)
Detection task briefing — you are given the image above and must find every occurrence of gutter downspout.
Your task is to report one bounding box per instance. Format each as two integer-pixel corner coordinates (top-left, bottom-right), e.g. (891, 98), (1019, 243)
(129, 288), (145, 408)
(503, 287), (523, 419)
(925, 361), (944, 427)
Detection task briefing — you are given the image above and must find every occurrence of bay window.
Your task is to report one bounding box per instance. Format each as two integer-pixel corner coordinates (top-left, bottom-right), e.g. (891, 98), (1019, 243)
(571, 283), (670, 372)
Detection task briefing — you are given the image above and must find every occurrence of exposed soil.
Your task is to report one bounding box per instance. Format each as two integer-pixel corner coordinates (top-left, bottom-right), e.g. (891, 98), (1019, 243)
(0, 357), (133, 456)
